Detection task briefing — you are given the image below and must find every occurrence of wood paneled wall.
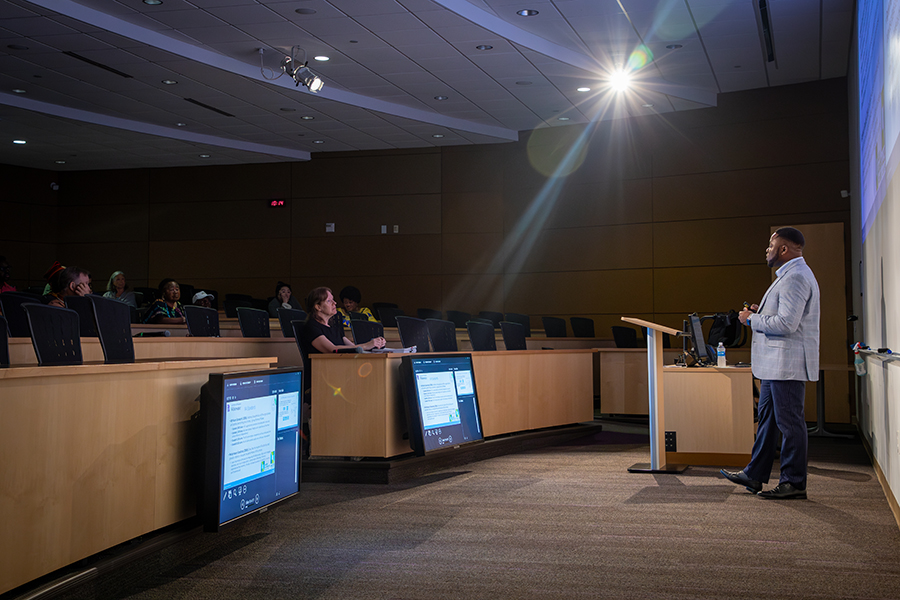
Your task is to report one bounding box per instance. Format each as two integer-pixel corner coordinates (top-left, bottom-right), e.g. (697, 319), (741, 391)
(5, 79), (850, 337)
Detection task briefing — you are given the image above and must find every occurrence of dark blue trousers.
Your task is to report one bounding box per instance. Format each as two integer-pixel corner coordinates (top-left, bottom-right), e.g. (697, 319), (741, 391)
(744, 379), (808, 489)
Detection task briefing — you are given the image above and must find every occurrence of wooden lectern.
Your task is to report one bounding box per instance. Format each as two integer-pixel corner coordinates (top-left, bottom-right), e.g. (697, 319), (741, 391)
(621, 317), (687, 474)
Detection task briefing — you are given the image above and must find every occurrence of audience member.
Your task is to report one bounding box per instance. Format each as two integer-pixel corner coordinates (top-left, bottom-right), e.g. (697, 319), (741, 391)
(143, 279), (185, 324)
(300, 286), (385, 372)
(337, 285), (377, 327)
(102, 271), (137, 308)
(0, 256), (15, 293)
(192, 291), (215, 308)
(267, 281), (302, 317)
(43, 262), (91, 308)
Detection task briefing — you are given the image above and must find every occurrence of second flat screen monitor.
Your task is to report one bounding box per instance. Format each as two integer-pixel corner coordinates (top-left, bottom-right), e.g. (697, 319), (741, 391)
(400, 354), (484, 456)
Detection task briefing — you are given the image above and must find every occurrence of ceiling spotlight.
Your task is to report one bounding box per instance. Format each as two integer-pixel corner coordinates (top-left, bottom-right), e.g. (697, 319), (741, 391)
(143, 0), (162, 5)
(313, 140), (324, 144)
(476, 45), (493, 50)
(176, 122), (186, 127)
(56, 160), (66, 164)
(515, 81), (533, 86)
(199, 154), (210, 158)
(558, 117), (570, 121)
(301, 115), (315, 120)
(12, 89), (26, 94)
(295, 8), (316, 14)
(434, 95), (449, 100)
(280, 46), (324, 93)
(641, 103), (654, 108)
(161, 79), (177, 85)
(13, 140), (26, 144)
(665, 44), (683, 50)
(432, 134), (444, 138)
(314, 56), (329, 62)
(576, 87), (591, 92)
(609, 70), (631, 92)
(517, 9), (539, 17)
(280, 107), (296, 112)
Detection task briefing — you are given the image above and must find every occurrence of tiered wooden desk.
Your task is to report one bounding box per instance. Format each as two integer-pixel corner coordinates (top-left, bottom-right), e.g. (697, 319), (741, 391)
(0, 356), (276, 595)
(309, 349), (594, 458)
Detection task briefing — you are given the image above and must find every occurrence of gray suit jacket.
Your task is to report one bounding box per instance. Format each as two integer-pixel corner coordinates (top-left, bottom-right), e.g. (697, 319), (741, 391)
(749, 256), (820, 381)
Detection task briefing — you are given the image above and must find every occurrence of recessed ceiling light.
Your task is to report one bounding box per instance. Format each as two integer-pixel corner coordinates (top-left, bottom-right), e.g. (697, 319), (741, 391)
(558, 117), (570, 121)
(13, 140), (26, 144)
(280, 107), (296, 112)
(301, 115), (314, 120)
(665, 44), (683, 50)
(349, 40), (358, 44)
(199, 154), (210, 158)
(517, 9), (539, 17)
(295, 8), (316, 14)
(734, 65), (742, 69)
(434, 95), (448, 100)
(641, 103), (654, 108)
(161, 79), (177, 85)
(176, 122), (186, 127)
(515, 81), (533, 86)
(314, 56), (329, 62)
(609, 70), (631, 92)
(577, 87), (591, 92)
(476, 45), (493, 50)
(143, 0), (162, 4)
(56, 160), (66, 164)
(313, 140), (324, 144)
(7, 44), (29, 51)
(12, 89), (26, 94)
(432, 134), (444, 138)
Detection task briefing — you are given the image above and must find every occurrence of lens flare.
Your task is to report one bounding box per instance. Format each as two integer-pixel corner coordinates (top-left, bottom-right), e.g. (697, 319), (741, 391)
(627, 45), (654, 71)
(526, 126), (589, 178)
(609, 70), (631, 92)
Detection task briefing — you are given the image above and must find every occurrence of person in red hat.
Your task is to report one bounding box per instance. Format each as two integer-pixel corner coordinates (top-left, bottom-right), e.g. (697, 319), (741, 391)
(43, 262), (91, 308)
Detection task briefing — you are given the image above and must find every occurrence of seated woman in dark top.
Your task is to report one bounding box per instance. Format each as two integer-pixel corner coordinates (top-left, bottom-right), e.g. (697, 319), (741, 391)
(300, 287), (385, 366)
(143, 279), (185, 324)
(267, 281), (303, 317)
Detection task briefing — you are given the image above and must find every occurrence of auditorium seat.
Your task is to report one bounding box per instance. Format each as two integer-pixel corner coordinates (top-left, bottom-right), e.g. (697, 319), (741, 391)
(500, 321), (527, 350)
(426, 319), (458, 352)
(22, 303), (83, 366)
(466, 320), (496, 351)
(542, 316), (567, 338)
(417, 308), (442, 320)
(277, 308), (306, 337)
(90, 295), (135, 364)
(64, 295), (99, 337)
(478, 310), (504, 329)
(0, 292), (40, 337)
(224, 298), (252, 318)
(504, 312), (531, 337)
(446, 310), (470, 329)
(236, 307), (270, 337)
(611, 325), (639, 348)
(376, 306), (405, 328)
(396, 316), (431, 351)
(350, 320), (384, 345)
(184, 305), (220, 337)
(570, 316), (595, 338)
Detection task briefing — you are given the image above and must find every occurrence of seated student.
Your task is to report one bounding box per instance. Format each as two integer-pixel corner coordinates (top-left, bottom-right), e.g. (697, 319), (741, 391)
(143, 279), (185, 324)
(102, 270), (137, 308)
(192, 290), (215, 308)
(0, 256), (15, 293)
(267, 281), (303, 317)
(43, 262), (91, 308)
(337, 285), (378, 327)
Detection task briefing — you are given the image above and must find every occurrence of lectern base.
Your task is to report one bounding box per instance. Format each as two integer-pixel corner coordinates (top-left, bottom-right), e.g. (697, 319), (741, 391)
(627, 462), (688, 474)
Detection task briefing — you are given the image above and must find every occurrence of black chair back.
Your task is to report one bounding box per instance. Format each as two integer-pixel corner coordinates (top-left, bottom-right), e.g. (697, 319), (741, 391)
(478, 310), (503, 329)
(0, 315), (9, 366)
(466, 320), (496, 351)
(133, 287), (157, 306)
(224, 298), (252, 318)
(426, 318), (458, 352)
(350, 320), (384, 345)
(377, 306), (405, 328)
(184, 305), (220, 337)
(350, 311), (368, 321)
(0, 292), (40, 337)
(236, 307), (270, 337)
(542, 316), (567, 338)
(396, 316), (431, 351)
(504, 312), (531, 337)
(417, 308), (442, 320)
(277, 308), (306, 337)
(64, 295), (99, 337)
(570, 316), (595, 338)
(90, 295), (135, 363)
(500, 321), (527, 350)
(446, 310), (471, 329)
(178, 284), (195, 307)
(372, 301), (398, 311)
(611, 325), (639, 348)
(22, 303), (83, 366)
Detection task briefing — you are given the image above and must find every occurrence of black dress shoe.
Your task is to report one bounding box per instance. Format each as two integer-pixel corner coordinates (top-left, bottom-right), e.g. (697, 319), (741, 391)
(758, 482), (806, 500)
(720, 469), (762, 493)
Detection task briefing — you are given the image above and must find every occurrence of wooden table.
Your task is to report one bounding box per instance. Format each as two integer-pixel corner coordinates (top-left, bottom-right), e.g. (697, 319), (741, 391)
(309, 349), (594, 458)
(0, 356), (277, 595)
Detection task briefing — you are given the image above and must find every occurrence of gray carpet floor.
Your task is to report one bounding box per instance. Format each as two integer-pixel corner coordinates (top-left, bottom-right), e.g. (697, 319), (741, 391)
(46, 427), (900, 600)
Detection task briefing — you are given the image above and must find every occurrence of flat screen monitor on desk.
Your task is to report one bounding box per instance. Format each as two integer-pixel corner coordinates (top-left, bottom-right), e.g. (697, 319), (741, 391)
(200, 367), (302, 531)
(686, 313), (714, 367)
(399, 354), (484, 456)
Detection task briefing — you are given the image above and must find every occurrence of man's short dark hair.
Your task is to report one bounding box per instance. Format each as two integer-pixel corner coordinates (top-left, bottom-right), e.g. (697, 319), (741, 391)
(52, 266), (90, 293)
(339, 285), (361, 303)
(774, 227), (805, 248)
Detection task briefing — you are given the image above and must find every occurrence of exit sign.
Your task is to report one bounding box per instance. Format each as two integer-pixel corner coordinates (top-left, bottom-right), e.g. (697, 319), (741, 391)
(269, 200), (286, 207)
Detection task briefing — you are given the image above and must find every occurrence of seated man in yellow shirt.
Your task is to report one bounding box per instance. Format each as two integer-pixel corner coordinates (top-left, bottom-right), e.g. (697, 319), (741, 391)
(337, 285), (378, 327)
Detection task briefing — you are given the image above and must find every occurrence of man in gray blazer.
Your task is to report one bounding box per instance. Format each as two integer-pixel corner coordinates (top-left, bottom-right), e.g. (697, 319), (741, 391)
(721, 227), (820, 499)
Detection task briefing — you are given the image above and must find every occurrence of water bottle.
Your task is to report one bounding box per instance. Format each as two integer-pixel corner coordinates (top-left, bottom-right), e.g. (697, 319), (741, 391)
(716, 342), (726, 367)
(854, 350), (867, 376)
